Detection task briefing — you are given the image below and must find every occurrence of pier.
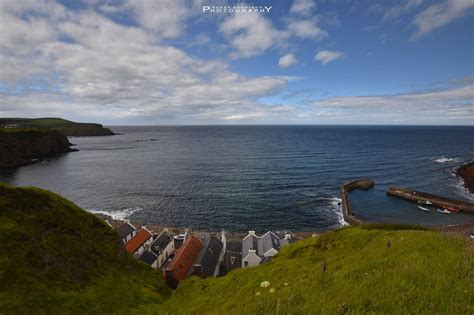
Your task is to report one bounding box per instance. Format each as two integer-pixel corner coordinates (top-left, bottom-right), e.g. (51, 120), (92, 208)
(341, 178), (375, 225)
(387, 187), (474, 214)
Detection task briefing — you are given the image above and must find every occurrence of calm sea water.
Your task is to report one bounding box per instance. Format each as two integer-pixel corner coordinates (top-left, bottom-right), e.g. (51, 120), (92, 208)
(1, 126), (473, 231)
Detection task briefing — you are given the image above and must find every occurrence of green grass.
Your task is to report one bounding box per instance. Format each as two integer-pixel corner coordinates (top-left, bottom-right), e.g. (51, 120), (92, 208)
(151, 225), (473, 314)
(0, 117), (114, 136)
(0, 183), (170, 314)
(0, 182), (472, 314)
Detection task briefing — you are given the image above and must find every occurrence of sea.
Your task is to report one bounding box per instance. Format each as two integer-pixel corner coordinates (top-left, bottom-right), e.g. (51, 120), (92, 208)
(1, 126), (473, 231)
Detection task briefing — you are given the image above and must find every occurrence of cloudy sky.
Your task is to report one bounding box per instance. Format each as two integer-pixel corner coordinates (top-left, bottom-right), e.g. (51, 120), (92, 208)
(0, 0), (473, 125)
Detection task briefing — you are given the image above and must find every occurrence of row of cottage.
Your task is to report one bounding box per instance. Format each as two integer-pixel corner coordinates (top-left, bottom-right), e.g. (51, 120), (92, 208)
(113, 220), (292, 288)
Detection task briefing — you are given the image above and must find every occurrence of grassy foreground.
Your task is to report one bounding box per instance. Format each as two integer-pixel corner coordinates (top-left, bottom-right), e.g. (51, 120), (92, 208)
(0, 183), (169, 314)
(150, 225), (473, 314)
(0, 182), (472, 314)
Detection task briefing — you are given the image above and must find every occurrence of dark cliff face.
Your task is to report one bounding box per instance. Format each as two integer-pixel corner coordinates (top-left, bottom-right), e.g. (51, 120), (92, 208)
(0, 130), (75, 168)
(456, 162), (474, 194)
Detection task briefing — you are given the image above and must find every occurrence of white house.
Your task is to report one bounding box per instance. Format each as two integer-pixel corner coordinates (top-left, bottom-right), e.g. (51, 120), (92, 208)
(117, 221), (137, 244)
(125, 226), (153, 257)
(241, 231), (291, 268)
(150, 229), (175, 269)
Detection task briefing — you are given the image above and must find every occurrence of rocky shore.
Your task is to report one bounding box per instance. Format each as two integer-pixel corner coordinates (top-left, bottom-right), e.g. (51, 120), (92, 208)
(0, 129), (76, 168)
(456, 162), (474, 194)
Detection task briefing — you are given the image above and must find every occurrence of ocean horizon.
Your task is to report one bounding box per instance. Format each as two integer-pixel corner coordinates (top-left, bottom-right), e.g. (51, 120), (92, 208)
(1, 125), (473, 231)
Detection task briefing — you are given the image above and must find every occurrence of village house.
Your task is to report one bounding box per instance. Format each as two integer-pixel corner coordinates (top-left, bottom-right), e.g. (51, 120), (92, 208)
(190, 231), (226, 278)
(117, 221), (136, 244)
(221, 239), (242, 275)
(138, 250), (158, 268)
(241, 231), (291, 268)
(125, 227), (153, 257)
(150, 229), (175, 269)
(164, 234), (203, 289)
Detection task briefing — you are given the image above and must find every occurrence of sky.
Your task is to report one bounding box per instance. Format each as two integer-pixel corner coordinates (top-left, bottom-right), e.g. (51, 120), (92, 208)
(0, 0), (473, 125)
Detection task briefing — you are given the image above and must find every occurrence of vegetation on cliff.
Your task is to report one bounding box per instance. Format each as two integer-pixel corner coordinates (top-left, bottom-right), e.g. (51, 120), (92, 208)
(0, 183), (472, 314)
(0, 129), (74, 168)
(0, 117), (114, 136)
(456, 162), (474, 194)
(152, 225), (473, 314)
(0, 183), (170, 314)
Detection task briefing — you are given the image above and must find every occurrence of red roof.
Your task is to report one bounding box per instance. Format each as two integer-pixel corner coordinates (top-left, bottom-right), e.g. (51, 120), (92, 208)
(166, 234), (203, 282)
(125, 228), (152, 253)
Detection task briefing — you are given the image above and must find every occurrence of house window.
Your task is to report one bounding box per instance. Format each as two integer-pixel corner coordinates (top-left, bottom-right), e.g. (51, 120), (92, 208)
(244, 261), (248, 267)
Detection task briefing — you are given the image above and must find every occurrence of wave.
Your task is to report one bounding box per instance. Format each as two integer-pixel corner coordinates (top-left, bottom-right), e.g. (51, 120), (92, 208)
(433, 156), (457, 163)
(87, 207), (143, 221)
(325, 197), (348, 227)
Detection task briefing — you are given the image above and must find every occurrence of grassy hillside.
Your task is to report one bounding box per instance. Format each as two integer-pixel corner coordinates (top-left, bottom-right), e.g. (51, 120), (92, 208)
(0, 183), (169, 314)
(0, 182), (472, 314)
(0, 117), (114, 136)
(151, 225), (473, 314)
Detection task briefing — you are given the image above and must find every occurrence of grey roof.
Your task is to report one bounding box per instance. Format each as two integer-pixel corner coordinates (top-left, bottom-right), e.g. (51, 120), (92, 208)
(138, 250), (158, 265)
(242, 234), (259, 259)
(261, 232), (281, 254)
(242, 231), (284, 259)
(117, 222), (135, 240)
(192, 236), (223, 277)
(150, 231), (173, 255)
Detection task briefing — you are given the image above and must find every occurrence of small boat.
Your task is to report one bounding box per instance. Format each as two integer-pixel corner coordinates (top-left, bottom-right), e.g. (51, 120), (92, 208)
(437, 208), (451, 214)
(443, 206), (459, 213)
(418, 206), (430, 213)
(417, 200), (433, 205)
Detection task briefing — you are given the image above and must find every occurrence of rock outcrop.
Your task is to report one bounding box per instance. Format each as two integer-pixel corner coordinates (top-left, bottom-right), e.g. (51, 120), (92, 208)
(0, 129), (75, 168)
(456, 162), (474, 194)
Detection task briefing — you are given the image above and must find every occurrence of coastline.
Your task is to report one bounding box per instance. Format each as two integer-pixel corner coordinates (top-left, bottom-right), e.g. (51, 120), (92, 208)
(456, 162), (474, 194)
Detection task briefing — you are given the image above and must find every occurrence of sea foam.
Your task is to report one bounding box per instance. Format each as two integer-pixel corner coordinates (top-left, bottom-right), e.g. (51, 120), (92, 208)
(87, 207), (143, 221)
(434, 156), (456, 163)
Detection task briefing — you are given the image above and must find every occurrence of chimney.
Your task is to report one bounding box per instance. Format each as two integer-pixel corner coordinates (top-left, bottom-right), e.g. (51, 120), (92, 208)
(284, 233), (292, 240)
(163, 227), (169, 232)
(124, 219), (131, 224)
(249, 230), (256, 236)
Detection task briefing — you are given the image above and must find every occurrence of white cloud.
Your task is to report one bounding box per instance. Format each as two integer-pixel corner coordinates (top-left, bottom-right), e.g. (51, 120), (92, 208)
(219, 12), (288, 58)
(290, 0), (316, 16)
(411, 0), (474, 39)
(383, 0), (424, 21)
(278, 54), (299, 69)
(287, 19), (328, 39)
(126, 0), (190, 38)
(314, 50), (345, 65)
(309, 86), (474, 124)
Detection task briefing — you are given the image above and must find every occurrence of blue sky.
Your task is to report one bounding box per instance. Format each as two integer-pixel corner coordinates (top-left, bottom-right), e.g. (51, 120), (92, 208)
(0, 0), (473, 124)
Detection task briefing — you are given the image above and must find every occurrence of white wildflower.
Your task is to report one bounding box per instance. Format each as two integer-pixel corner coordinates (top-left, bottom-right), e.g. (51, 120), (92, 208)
(260, 281), (270, 288)
(255, 291), (261, 296)
(269, 288), (275, 294)
(284, 282), (289, 286)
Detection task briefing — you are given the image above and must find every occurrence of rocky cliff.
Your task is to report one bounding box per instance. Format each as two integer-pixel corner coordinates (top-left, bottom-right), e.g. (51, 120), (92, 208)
(456, 162), (474, 194)
(0, 129), (75, 168)
(0, 117), (115, 136)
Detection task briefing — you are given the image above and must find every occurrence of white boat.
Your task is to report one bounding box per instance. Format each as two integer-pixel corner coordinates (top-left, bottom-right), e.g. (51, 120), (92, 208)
(437, 208), (451, 214)
(418, 206), (430, 212)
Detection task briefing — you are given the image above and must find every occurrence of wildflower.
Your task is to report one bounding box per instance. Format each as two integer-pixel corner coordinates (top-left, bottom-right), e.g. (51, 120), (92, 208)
(284, 282), (289, 286)
(269, 288), (275, 294)
(255, 291), (261, 296)
(260, 281), (270, 288)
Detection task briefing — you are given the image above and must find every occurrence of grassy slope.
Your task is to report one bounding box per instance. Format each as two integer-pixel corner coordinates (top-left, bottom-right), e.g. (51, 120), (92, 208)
(0, 117), (114, 136)
(0, 183), (170, 315)
(151, 225), (473, 314)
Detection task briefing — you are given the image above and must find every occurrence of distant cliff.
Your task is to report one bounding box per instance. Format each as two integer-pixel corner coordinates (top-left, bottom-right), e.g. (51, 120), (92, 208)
(0, 129), (74, 168)
(0, 117), (115, 136)
(456, 162), (474, 194)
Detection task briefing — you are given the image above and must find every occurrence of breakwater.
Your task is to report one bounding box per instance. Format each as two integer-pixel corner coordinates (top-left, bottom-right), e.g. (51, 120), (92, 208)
(340, 179), (375, 225)
(387, 187), (474, 214)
